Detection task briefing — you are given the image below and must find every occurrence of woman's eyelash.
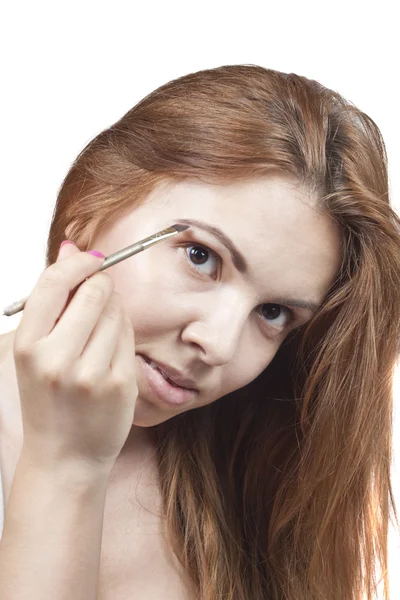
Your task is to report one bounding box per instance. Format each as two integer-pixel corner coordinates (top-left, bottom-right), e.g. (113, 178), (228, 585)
(179, 241), (297, 329)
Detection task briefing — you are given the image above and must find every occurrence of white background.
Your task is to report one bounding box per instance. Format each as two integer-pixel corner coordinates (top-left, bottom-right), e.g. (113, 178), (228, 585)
(0, 1), (398, 596)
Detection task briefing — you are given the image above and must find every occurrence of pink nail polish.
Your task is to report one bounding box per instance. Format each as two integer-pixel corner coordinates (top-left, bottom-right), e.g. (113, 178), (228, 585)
(60, 240), (77, 249)
(87, 250), (105, 258)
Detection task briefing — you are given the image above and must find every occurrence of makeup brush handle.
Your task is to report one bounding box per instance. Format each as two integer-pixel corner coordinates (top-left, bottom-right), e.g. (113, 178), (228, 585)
(2, 224), (188, 318)
(2, 296), (30, 317)
(1, 251), (139, 317)
(2, 244), (145, 317)
(2, 243), (144, 317)
(3, 272), (98, 317)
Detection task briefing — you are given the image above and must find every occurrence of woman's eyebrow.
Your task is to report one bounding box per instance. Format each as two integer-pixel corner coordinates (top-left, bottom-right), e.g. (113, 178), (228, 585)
(267, 296), (321, 314)
(174, 217), (321, 315)
(175, 218), (248, 273)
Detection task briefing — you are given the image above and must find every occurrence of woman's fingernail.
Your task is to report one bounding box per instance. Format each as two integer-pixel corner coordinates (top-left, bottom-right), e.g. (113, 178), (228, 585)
(60, 240), (77, 250)
(87, 250), (105, 258)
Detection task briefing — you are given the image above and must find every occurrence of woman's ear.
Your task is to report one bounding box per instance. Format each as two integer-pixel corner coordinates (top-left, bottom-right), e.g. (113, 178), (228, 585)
(64, 223), (74, 240)
(64, 221), (78, 243)
(63, 222), (94, 252)
(64, 216), (106, 252)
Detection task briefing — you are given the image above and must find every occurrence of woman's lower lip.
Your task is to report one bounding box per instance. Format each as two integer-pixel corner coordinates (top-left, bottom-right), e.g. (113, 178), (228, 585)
(137, 354), (198, 406)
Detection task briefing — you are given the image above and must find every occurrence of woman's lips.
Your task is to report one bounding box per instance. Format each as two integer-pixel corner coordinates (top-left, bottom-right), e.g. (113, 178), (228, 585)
(140, 354), (198, 390)
(137, 354), (198, 406)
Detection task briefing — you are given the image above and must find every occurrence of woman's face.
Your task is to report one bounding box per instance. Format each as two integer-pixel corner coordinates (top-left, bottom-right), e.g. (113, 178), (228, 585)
(88, 176), (342, 427)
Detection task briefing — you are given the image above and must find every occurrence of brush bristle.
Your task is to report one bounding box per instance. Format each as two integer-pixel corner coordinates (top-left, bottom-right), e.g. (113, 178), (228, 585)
(172, 224), (190, 232)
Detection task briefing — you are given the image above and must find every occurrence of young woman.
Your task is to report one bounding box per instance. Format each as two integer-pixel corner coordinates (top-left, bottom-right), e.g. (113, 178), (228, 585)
(0, 64), (399, 600)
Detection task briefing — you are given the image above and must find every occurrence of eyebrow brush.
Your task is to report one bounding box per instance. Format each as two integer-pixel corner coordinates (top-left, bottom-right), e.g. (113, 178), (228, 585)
(2, 223), (190, 317)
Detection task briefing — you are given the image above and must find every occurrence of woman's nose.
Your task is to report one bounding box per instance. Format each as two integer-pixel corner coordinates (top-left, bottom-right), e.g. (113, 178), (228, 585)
(181, 300), (249, 367)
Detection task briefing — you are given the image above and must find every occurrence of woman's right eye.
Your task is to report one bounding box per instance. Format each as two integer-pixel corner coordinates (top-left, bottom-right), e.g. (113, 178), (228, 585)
(181, 243), (221, 280)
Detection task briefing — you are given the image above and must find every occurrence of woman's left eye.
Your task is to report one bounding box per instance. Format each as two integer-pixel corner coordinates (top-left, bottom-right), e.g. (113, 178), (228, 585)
(180, 242), (296, 331)
(257, 304), (296, 330)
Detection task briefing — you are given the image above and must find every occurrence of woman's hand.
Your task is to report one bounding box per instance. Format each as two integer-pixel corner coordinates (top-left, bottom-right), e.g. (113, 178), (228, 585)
(13, 241), (138, 475)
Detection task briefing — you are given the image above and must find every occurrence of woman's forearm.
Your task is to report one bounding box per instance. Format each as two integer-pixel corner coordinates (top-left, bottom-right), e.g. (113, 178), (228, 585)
(0, 451), (110, 600)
